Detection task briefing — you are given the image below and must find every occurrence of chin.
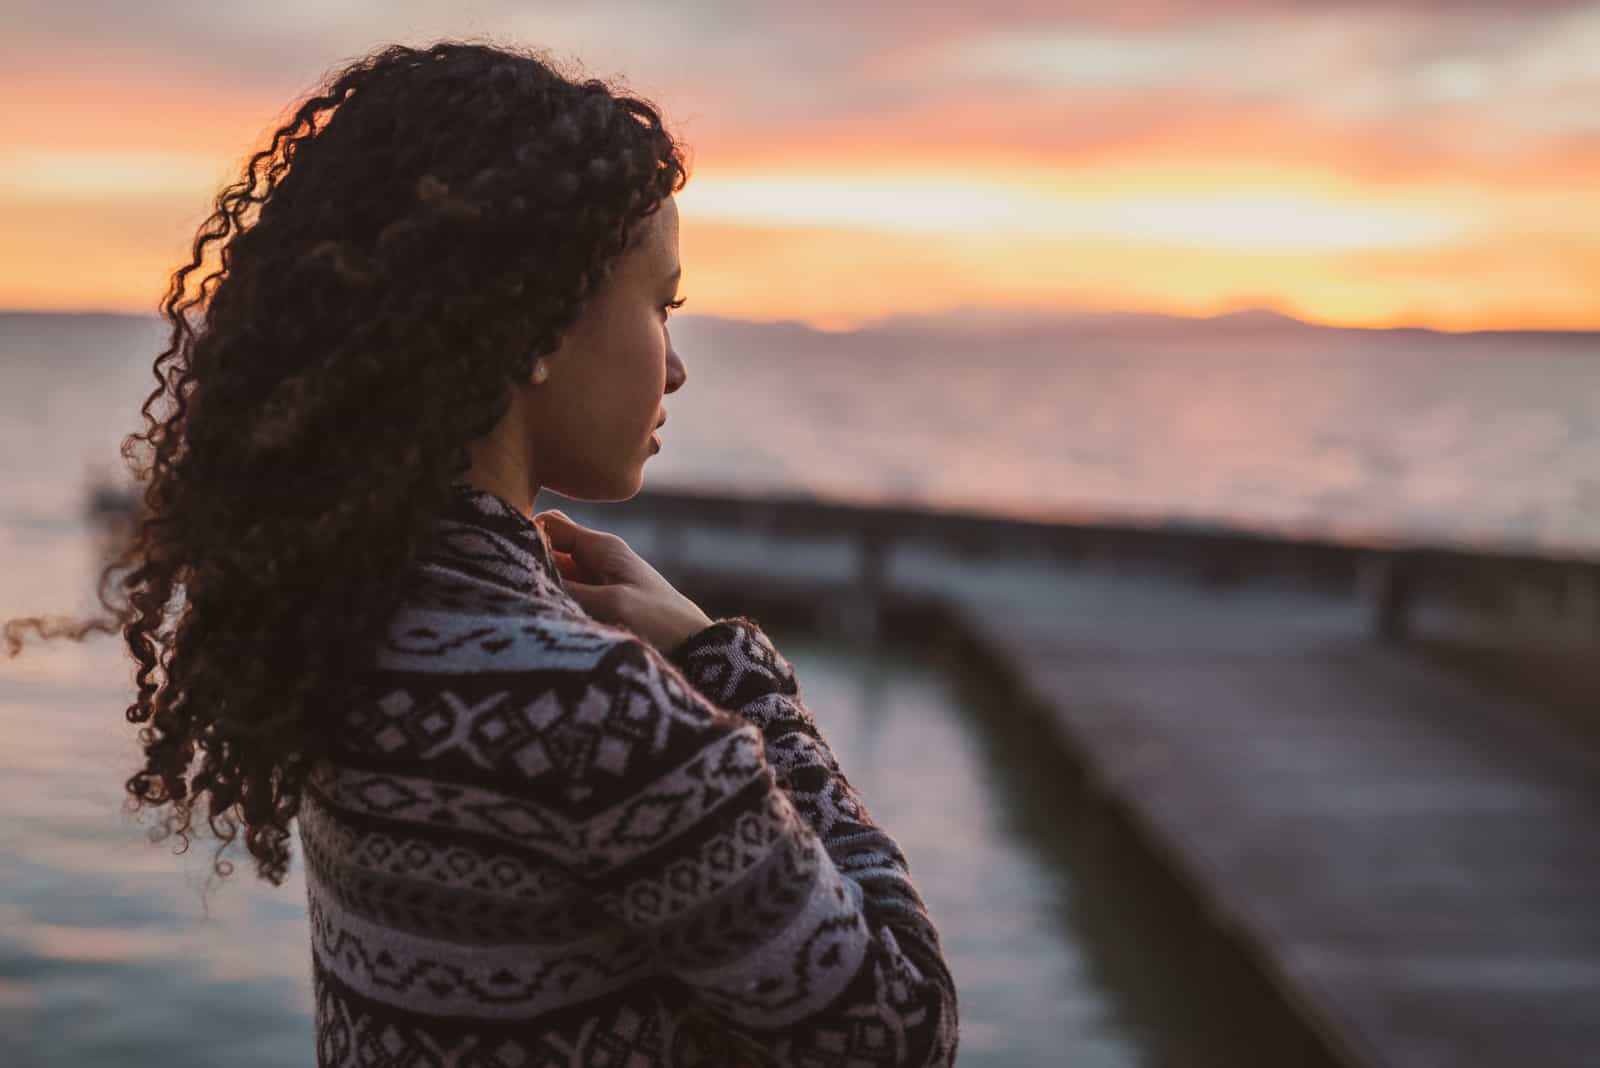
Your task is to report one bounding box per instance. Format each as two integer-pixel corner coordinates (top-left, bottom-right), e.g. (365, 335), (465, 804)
(547, 464), (645, 504)
(613, 467), (646, 502)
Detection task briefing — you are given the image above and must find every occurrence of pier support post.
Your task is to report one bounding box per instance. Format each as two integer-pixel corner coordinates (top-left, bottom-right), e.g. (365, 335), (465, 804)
(1362, 551), (1414, 643)
(836, 526), (889, 645)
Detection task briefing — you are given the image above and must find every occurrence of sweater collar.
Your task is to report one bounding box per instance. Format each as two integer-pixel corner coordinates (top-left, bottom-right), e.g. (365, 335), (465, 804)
(424, 477), (567, 601)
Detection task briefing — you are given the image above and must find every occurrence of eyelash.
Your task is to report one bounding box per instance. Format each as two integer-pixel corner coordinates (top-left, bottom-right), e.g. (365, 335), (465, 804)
(662, 296), (687, 319)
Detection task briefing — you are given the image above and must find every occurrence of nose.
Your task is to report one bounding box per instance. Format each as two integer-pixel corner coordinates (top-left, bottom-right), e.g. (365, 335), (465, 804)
(665, 345), (687, 393)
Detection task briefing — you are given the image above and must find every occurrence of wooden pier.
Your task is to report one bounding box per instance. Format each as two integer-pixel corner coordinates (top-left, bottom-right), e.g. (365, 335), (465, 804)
(928, 563), (1600, 1068)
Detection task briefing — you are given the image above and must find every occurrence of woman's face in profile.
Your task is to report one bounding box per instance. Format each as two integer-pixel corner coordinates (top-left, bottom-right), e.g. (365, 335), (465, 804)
(525, 195), (687, 502)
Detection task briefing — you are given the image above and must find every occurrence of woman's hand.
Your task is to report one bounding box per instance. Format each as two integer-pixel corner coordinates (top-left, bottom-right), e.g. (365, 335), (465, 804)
(534, 509), (713, 656)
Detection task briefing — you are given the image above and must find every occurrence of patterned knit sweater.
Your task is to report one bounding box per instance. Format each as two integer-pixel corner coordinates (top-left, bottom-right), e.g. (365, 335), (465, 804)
(296, 479), (959, 1066)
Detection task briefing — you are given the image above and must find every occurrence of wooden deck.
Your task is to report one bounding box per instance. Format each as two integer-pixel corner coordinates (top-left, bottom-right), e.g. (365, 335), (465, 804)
(900, 554), (1600, 1068)
(594, 515), (1600, 1068)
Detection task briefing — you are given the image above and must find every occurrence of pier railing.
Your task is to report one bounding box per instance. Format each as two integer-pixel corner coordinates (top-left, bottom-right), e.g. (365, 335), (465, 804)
(87, 480), (1600, 643)
(610, 485), (1600, 643)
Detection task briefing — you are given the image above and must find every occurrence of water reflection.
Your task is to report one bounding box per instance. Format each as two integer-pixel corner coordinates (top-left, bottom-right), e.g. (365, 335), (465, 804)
(0, 638), (314, 1067)
(2, 620), (1334, 1066)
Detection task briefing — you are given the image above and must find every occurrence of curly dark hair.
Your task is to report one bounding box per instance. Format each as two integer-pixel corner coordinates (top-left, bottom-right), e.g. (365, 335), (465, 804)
(1, 38), (690, 894)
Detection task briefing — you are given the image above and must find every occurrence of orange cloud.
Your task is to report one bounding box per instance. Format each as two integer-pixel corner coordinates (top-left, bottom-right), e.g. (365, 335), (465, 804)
(4, 10), (1599, 330)
(695, 85), (1600, 197)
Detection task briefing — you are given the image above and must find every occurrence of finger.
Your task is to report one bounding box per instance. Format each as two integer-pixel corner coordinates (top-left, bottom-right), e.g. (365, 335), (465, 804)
(550, 549), (579, 581)
(535, 510), (595, 557)
(537, 512), (627, 578)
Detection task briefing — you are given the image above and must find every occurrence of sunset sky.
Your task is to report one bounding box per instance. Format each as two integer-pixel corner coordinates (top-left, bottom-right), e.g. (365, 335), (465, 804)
(3, 0), (1598, 331)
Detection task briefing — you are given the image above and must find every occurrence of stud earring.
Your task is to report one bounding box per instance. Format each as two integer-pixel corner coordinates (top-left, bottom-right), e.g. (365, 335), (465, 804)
(531, 359), (548, 384)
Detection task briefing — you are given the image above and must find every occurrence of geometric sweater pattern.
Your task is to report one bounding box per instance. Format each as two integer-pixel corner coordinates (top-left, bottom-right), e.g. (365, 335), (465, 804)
(297, 478), (959, 1066)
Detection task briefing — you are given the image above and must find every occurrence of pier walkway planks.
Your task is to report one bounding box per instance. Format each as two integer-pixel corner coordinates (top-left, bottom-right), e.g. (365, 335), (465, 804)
(892, 548), (1600, 1068)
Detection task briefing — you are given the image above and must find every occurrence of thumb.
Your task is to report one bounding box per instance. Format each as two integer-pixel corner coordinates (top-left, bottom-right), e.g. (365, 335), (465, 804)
(536, 510), (623, 581)
(534, 509), (592, 556)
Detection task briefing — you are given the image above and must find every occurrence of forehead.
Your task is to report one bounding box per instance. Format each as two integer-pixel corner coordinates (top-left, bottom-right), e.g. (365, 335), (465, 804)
(615, 200), (678, 289)
(634, 199), (677, 257)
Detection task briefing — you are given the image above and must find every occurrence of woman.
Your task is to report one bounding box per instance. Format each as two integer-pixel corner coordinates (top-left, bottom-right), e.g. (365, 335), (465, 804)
(3, 40), (957, 1066)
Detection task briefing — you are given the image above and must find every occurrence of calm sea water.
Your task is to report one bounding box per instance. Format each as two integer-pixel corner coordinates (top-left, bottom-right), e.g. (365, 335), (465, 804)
(0, 310), (1589, 1064)
(2, 311), (1596, 574)
(0, 620), (1325, 1067)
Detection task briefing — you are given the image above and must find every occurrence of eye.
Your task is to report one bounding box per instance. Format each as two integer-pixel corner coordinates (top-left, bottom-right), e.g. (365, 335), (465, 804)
(662, 296), (687, 320)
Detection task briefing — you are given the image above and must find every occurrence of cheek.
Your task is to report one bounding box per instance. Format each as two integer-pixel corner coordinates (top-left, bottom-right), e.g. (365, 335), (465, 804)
(638, 324), (669, 395)
(609, 325), (665, 428)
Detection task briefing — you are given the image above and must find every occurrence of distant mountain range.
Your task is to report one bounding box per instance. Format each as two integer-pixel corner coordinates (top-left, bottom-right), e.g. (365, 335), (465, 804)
(4, 305), (1596, 344)
(847, 305), (1600, 343)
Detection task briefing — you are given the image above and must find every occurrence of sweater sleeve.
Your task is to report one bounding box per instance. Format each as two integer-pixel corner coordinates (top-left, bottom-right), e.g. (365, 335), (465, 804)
(572, 620), (959, 1068)
(666, 618), (943, 933)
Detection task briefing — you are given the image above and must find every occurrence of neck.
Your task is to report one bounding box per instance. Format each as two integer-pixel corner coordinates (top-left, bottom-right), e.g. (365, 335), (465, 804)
(460, 431), (540, 518)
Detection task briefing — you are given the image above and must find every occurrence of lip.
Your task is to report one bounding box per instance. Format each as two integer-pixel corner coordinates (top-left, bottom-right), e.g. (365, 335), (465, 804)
(649, 431), (661, 453)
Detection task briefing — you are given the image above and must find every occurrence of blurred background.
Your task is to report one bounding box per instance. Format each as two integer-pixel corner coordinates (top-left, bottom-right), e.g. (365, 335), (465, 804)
(2, 3), (1597, 1066)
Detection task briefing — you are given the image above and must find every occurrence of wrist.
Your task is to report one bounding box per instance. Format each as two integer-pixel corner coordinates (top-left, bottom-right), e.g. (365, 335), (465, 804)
(664, 607), (714, 658)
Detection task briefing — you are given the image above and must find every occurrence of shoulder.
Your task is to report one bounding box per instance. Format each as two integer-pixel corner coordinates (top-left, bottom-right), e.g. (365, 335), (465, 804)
(374, 567), (638, 676)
